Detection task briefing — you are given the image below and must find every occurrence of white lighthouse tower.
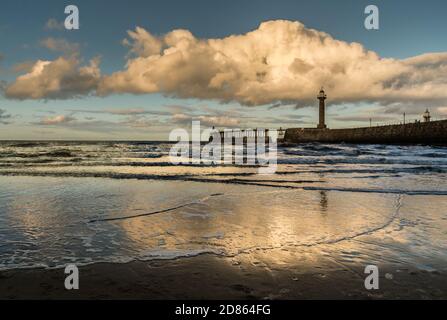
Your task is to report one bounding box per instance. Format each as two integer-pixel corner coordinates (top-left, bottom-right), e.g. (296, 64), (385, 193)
(423, 109), (431, 123)
(317, 88), (327, 129)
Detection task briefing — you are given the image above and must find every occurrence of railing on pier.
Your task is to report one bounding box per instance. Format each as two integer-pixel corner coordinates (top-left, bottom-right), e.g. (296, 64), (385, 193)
(343, 116), (447, 130)
(211, 128), (285, 141)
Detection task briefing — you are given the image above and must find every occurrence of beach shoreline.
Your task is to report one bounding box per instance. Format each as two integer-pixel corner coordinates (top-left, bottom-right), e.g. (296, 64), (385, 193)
(1, 142), (446, 300)
(1, 251), (446, 300)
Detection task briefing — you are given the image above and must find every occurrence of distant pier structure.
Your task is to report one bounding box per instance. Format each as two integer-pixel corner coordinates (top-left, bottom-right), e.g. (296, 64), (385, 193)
(211, 128), (284, 143)
(283, 88), (447, 145)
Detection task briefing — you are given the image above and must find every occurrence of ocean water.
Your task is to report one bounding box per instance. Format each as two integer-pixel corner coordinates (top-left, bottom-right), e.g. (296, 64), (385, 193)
(0, 141), (446, 272)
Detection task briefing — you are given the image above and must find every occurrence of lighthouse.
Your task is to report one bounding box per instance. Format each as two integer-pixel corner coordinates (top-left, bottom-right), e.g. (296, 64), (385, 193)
(423, 109), (431, 123)
(317, 88), (327, 129)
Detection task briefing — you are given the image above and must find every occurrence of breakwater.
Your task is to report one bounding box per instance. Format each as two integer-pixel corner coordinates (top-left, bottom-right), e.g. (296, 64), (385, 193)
(284, 120), (447, 144)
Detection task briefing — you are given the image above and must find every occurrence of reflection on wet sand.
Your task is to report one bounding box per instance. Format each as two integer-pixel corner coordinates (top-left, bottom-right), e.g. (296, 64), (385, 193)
(319, 191), (328, 213)
(0, 174), (446, 298)
(1, 142), (447, 298)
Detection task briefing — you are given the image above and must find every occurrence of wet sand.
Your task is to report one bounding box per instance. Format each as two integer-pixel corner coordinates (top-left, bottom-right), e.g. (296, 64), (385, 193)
(0, 176), (446, 299)
(1, 248), (445, 300)
(1, 143), (447, 300)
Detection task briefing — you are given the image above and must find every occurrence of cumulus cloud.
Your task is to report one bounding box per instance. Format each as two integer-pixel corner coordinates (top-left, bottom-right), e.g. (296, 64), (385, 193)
(97, 20), (447, 107)
(5, 56), (101, 99)
(37, 114), (76, 125)
(6, 20), (447, 108)
(122, 27), (163, 57)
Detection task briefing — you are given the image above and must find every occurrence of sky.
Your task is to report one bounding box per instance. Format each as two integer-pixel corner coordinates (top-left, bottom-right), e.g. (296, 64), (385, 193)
(1, 0), (447, 140)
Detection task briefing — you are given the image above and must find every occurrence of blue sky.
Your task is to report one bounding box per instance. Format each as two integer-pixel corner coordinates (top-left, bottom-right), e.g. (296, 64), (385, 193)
(1, 0), (447, 140)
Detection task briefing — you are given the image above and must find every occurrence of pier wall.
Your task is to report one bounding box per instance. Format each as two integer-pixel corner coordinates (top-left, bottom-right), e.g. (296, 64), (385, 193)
(284, 120), (447, 144)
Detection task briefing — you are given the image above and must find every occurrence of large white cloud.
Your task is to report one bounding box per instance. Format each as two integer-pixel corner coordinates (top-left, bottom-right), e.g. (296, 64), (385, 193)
(5, 20), (447, 108)
(97, 20), (447, 107)
(5, 56), (100, 100)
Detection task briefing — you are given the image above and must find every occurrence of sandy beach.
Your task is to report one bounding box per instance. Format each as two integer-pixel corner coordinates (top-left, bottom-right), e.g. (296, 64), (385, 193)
(1, 251), (446, 300)
(1, 142), (446, 299)
(3, 0), (447, 304)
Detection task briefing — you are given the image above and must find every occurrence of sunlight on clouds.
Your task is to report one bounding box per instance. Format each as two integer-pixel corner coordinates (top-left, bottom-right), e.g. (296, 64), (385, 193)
(98, 20), (447, 107)
(5, 20), (447, 109)
(37, 114), (76, 125)
(5, 57), (101, 100)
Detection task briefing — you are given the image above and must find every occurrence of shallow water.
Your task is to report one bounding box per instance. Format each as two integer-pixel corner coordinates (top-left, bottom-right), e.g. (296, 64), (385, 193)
(0, 141), (446, 272)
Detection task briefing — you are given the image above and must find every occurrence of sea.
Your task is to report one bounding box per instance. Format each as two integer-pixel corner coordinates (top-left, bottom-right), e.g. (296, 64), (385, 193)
(0, 141), (446, 274)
